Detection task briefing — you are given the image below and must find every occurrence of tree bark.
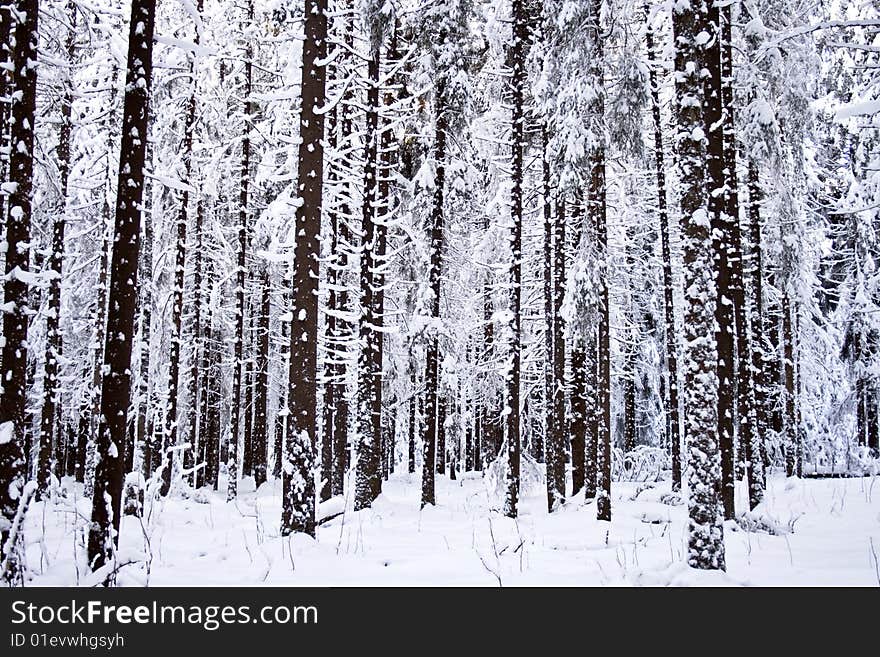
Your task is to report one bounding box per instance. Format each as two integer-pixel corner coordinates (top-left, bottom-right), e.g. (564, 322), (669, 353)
(646, 9), (682, 492)
(0, 0), (39, 583)
(37, 0), (76, 497)
(672, 0), (726, 570)
(503, 0), (527, 519)
(281, 0), (327, 537)
(88, 0), (157, 573)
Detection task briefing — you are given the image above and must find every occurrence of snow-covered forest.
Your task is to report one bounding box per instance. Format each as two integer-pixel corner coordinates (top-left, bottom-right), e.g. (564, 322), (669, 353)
(1, 0), (879, 587)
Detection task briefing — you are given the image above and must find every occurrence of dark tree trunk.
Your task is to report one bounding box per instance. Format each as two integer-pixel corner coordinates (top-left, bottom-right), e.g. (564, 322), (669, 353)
(328, 4), (355, 498)
(85, 203), (112, 498)
(0, 0), (38, 583)
(242, 298), (255, 478)
(747, 157), (769, 483)
(253, 267), (269, 488)
(88, 0), (157, 573)
(184, 196), (204, 487)
(549, 197), (566, 508)
(355, 42), (382, 511)
(320, 94), (339, 502)
(704, 0), (735, 521)
(437, 393), (447, 475)
(721, 5), (763, 509)
(196, 262), (214, 490)
(541, 130), (552, 469)
(38, 1), (76, 497)
(783, 291), (798, 477)
(159, 51), (199, 496)
(585, 0), (612, 523)
(672, 0), (726, 570)
(281, 0), (327, 537)
(570, 342), (587, 497)
(420, 56), (445, 508)
(227, 0), (254, 501)
(137, 187), (153, 480)
(503, 0), (527, 519)
(274, 267), (290, 480)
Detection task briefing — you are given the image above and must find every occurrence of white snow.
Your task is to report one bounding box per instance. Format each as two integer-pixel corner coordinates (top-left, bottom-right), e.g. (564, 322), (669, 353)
(20, 471), (880, 586)
(0, 421), (13, 445)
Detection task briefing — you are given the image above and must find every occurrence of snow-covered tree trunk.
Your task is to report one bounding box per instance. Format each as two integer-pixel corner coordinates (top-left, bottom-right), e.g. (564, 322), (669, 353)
(282, 0), (327, 537)
(0, 0), (39, 584)
(88, 0), (157, 573)
(184, 195), (204, 488)
(549, 196), (566, 509)
(136, 184), (154, 480)
(159, 34), (200, 496)
(253, 267), (269, 488)
(37, 0), (76, 498)
(720, 4), (762, 509)
(227, 0), (255, 502)
(646, 8), (682, 492)
(704, 0), (735, 520)
(503, 0), (527, 519)
(355, 41), (381, 509)
(746, 157), (769, 482)
(672, 0), (726, 571)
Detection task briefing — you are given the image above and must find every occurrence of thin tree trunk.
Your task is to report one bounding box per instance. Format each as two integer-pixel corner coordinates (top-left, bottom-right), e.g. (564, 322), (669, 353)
(184, 197), (204, 487)
(783, 290), (798, 477)
(253, 267), (269, 488)
(549, 196), (566, 508)
(721, 4), (763, 508)
(196, 261), (214, 490)
(747, 157), (769, 483)
(320, 91), (339, 502)
(274, 266), (290, 480)
(355, 40), (382, 511)
(159, 47), (199, 495)
(137, 185), (154, 480)
(503, 0), (527, 519)
(227, 0), (255, 502)
(37, 0), (76, 497)
(646, 9), (682, 492)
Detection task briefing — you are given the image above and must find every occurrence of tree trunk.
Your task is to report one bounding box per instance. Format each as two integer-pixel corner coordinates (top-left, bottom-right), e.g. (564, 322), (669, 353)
(355, 41), (382, 511)
(196, 261), (214, 490)
(722, 5), (763, 509)
(747, 157), (769, 483)
(281, 0), (327, 537)
(783, 290), (798, 477)
(253, 267), (269, 488)
(184, 196), (204, 487)
(159, 47), (199, 496)
(227, 0), (255, 502)
(88, 0), (157, 573)
(646, 9), (682, 492)
(274, 266), (290, 480)
(37, 0), (76, 498)
(503, 0), (527, 519)
(672, 0), (726, 570)
(704, 0), (735, 521)
(0, 0), (39, 583)
(549, 196), (566, 508)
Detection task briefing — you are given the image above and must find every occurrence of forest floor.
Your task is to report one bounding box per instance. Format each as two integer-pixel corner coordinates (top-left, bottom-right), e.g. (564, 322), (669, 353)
(21, 468), (880, 586)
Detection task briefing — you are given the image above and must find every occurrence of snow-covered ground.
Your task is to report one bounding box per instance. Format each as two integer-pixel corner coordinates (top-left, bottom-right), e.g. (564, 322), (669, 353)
(21, 470), (880, 586)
